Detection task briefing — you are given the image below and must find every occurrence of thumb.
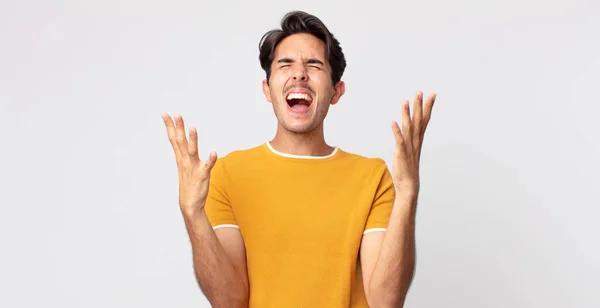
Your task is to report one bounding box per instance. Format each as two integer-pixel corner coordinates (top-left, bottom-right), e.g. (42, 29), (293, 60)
(203, 151), (218, 171)
(391, 120), (404, 146)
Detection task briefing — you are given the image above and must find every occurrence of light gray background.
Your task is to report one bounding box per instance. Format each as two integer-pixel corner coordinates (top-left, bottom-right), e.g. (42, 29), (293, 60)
(1, 0), (598, 307)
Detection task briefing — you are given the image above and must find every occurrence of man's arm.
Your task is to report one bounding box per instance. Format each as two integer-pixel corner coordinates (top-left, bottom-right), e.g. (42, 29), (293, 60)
(360, 195), (417, 308)
(161, 113), (249, 307)
(182, 209), (249, 308)
(361, 91), (435, 307)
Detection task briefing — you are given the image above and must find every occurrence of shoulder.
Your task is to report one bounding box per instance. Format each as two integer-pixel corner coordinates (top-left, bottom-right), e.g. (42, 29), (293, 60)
(212, 144), (267, 174)
(337, 149), (390, 174)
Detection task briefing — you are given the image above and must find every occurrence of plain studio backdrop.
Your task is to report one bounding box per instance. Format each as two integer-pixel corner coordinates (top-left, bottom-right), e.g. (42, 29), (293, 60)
(1, 0), (598, 307)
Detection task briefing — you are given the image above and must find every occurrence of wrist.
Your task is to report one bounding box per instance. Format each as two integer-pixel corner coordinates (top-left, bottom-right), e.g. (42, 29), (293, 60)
(180, 204), (207, 219)
(395, 184), (419, 199)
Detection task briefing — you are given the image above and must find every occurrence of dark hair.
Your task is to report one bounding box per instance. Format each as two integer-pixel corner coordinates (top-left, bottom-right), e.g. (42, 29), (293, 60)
(258, 11), (347, 85)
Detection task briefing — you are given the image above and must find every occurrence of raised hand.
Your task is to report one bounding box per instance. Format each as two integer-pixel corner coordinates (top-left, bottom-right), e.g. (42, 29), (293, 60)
(162, 113), (217, 215)
(390, 91), (436, 198)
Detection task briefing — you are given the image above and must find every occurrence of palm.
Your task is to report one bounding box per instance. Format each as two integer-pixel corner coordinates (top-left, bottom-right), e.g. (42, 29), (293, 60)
(162, 113), (217, 212)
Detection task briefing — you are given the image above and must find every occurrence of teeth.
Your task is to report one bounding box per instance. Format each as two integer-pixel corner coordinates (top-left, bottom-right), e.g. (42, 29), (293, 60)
(286, 93), (312, 101)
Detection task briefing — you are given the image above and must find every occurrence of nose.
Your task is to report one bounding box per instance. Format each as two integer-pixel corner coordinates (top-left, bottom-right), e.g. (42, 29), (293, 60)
(292, 65), (307, 81)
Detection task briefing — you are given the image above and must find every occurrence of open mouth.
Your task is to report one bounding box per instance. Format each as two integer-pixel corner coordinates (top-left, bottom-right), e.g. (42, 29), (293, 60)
(286, 92), (313, 112)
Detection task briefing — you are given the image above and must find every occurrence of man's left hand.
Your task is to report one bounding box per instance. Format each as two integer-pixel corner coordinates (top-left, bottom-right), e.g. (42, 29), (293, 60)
(391, 91), (436, 199)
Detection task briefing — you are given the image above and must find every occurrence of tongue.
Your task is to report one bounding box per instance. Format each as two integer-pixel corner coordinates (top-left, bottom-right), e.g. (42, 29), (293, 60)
(291, 104), (309, 112)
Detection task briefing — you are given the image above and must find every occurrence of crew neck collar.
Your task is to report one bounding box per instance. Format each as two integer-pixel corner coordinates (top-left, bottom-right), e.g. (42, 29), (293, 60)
(265, 142), (339, 159)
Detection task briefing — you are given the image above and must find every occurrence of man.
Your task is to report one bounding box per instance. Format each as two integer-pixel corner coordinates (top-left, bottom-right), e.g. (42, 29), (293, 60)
(161, 10), (436, 308)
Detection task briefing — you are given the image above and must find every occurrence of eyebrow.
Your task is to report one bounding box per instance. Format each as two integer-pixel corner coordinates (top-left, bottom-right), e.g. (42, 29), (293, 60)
(277, 57), (324, 65)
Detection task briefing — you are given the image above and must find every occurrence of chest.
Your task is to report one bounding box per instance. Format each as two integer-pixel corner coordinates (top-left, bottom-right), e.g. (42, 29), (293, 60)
(229, 172), (376, 254)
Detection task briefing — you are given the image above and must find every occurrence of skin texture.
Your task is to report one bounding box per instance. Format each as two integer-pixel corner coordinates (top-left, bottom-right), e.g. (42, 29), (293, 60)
(161, 114), (249, 308)
(262, 33), (345, 156)
(162, 30), (436, 307)
(361, 92), (436, 307)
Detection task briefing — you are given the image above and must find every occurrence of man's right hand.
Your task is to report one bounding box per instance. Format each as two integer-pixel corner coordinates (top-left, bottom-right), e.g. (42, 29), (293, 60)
(162, 113), (217, 215)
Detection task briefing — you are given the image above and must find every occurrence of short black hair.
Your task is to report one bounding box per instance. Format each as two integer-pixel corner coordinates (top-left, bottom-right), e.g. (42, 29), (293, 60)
(258, 11), (347, 85)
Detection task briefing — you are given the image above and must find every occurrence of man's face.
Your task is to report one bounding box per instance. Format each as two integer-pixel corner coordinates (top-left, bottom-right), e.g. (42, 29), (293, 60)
(262, 33), (345, 134)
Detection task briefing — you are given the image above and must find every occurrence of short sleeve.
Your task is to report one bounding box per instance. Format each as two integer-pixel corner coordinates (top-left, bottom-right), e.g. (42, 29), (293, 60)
(204, 158), (239, 229)
(363, 159), (396, 234)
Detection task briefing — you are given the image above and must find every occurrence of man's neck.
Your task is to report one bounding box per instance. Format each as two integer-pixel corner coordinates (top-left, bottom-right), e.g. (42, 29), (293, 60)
(269, 126), (335, 157)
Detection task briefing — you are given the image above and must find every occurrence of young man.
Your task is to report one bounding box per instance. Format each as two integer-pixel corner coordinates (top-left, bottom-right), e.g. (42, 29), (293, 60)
(162, 11), (436, 308)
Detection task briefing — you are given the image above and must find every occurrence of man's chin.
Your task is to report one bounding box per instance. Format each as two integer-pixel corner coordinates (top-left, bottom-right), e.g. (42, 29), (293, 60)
(280, 120), (319, 134)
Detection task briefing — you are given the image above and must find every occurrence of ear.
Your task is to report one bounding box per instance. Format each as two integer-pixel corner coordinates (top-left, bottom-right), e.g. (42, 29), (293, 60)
(329, 81), (346, 106)
(262, 79), (272, 103)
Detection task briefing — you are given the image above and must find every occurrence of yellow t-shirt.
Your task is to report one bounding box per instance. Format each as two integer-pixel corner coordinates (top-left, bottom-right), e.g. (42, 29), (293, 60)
(205, 142), (395, 307)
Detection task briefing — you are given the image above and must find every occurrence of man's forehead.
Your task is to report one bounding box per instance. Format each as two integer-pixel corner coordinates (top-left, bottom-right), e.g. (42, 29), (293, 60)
(274, 51), (325, 62)
(274, 34), (327, 60)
